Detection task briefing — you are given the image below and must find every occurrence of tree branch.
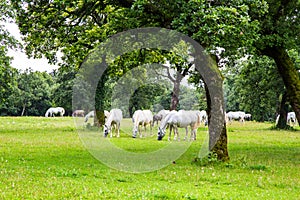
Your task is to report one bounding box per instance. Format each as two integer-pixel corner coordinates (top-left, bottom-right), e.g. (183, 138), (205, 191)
(162, 64), (176, 82)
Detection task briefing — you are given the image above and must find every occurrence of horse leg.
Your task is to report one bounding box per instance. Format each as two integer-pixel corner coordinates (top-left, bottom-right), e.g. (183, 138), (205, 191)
(150, 122), (153, 136)
(191, 124), (197, 141)
(140, 123), (144, 138)
(110, 124), (113, 138)
(173, 126), (177, 141)
(168, 125), (172, 141)
(239, 117), (244, 124)
(137, 124), (141, 138)
(144, 123), (147, 137)
(174, 126), (179, 141)
(117, 123), (120, 137)
(114, 124), (118, 137)
(176, 127), (180, 141)
(184, 127), (188, 141)
(191, 127), (196, 141)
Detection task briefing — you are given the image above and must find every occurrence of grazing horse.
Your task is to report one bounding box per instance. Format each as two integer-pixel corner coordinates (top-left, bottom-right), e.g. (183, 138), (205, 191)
(226, 111), (246, 124)
(45, 107), (65, 117)
(157, 110), (201, 141)
(84, 111), (95, 123)
(103, 109), (123, 137)
(152, 109), (170, 126)
(72, 110), (85, 117)
(132, 110), (153, 138)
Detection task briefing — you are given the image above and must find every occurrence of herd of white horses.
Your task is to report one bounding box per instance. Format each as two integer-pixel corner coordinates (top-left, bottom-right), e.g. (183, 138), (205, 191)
(44, 107), (298, 141)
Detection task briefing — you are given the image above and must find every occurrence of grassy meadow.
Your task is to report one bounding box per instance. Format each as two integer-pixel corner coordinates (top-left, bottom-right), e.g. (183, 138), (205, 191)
(0, 117), (299, 199)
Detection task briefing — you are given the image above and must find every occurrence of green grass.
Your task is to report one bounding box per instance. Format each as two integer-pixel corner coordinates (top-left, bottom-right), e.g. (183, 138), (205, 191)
(0, 117), (299, 199)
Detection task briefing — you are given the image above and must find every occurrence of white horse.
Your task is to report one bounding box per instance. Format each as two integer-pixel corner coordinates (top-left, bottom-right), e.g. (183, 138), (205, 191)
(84, 111), (95, 123)
(276, 112), (298, 126)
(287, 112), (297, 125)
(72, 110), (85, 117)
(84, 110), (110, 123)
(132, 110), (153, 138)
(226, 111), (246, 123)
(45, 107), (65, 117)
(103, 109), (123, 137)
(157, 110), (201, 141)
(152, 109), (170, 126)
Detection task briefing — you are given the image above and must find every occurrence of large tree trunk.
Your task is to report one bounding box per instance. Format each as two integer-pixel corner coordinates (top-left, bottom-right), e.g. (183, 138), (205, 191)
(94, 110), (105, 127)
(263, 47), (300, 126)
(276, 92), (289, 129)
(205, 84), (229, 161)
(210, 123), (229, 161)
(94, 69), (108, 128)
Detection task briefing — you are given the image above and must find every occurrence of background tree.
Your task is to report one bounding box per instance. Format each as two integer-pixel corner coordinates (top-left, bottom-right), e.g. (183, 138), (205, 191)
(0, 0), (20, 106)
(52, 68), (77, 116)
(0, 66), (19, 116)
(224, 56), (284, 122)
(254, 0), (300, 124)
(16, 69), (53, 116)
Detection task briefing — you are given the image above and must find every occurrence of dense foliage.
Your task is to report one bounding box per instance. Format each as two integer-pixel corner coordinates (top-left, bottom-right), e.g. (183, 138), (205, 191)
(0, 67), (203, 116)
(0, 69), (54, 116)
(0, 0), (20, 105)
(224, 56), (284, 122)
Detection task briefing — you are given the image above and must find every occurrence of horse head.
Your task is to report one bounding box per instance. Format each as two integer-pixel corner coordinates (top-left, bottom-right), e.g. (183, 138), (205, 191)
(157, 127), (165, 140)
(132, 126), (138, 138)
(103, 125), (110, 137)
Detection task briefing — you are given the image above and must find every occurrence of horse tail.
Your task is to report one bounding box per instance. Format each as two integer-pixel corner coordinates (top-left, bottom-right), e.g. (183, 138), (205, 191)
(61, 108), (65, 116)
(45, 110), (49, 117)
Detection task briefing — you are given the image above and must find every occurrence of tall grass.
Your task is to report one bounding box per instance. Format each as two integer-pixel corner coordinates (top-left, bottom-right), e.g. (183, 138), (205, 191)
(0, 117), (299, 199)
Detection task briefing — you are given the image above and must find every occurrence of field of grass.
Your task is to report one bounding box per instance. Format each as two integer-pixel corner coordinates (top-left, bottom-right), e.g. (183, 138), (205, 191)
(0, 117), (299, 199)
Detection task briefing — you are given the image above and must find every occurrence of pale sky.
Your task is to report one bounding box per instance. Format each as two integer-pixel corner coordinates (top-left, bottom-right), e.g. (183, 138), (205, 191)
(5, 22), (60, 72)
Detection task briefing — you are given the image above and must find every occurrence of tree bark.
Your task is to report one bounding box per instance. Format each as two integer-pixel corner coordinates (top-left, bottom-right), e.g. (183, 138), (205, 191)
(170, 81), (180, 110)
(211, 123), (229, 161)
(276, 92), (289, 129)
(263, 47), (300, 126)
(205, 84), (229, 161)
(94, 110), (105, 127)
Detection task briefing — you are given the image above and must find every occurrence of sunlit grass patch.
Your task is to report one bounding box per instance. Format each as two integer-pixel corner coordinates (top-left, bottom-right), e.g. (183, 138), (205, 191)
(0, 117), (299, 199)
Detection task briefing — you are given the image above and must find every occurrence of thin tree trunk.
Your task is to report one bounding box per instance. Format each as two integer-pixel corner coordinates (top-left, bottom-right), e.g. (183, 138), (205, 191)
(21, 104), (26, 116)
(170, 81), (180, 110)
(263, 47), (300, 126)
